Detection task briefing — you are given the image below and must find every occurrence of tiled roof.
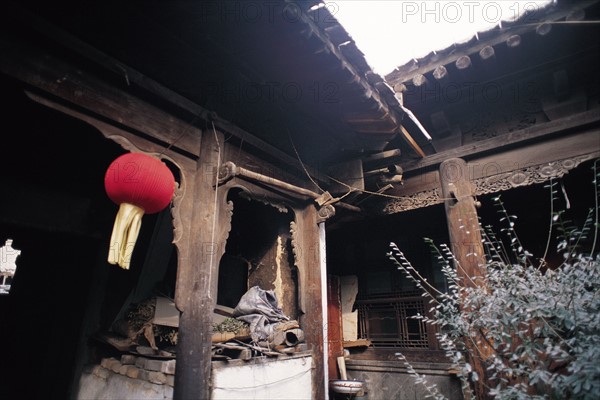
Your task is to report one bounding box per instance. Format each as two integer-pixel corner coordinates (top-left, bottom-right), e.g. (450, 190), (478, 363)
(385, 0), (596, 87)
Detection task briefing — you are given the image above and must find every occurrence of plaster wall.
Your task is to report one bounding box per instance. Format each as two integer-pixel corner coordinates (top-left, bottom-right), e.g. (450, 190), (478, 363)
(212, 355), (312, 399)
(346, 359), (463, 400)
(77, 354), (312, 400)
(340, 275), (359, 341)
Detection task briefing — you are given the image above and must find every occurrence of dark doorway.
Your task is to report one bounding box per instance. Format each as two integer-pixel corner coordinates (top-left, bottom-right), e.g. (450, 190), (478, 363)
(0, 74), (129, 399)
(218, 190), (298, 319)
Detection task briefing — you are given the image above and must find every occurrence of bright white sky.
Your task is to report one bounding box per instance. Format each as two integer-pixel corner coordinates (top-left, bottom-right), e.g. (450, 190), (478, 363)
(324, 0), (553, 75)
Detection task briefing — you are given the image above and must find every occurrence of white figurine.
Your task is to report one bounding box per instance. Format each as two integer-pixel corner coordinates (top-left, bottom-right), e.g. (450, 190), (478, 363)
(1, 239), (21, 286)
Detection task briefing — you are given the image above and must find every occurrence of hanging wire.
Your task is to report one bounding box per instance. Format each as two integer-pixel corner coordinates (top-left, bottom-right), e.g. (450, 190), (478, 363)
(158, 115), (199, 158)
(326, 174), (455, 201)
(286, 128), (325, 194)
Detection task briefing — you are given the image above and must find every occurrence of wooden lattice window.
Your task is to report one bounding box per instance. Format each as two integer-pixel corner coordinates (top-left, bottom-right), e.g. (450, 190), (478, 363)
(357, 294), (435, 349)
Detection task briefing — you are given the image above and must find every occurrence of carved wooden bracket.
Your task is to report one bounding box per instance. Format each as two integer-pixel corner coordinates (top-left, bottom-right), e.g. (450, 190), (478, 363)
(316, 204), (336, 223)
(217, 161), (238, 184)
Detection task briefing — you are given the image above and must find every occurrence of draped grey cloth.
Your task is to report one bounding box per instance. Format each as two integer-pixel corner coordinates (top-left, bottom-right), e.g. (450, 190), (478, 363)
(233, 286), (289, 342)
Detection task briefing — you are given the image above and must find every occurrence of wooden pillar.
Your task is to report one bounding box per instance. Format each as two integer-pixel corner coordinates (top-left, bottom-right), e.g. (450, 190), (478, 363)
(173, 130), (231, 400)
(291, 205), (326, 400)
(439, 158), (486, 283)
(439, 158), (492, 399)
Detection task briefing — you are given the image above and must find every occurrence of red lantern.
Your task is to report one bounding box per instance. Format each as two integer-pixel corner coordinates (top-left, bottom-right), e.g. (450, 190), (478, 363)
(104, 152), (175, 269)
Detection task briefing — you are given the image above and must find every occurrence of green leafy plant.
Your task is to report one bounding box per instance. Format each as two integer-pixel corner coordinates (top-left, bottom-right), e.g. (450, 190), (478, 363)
(388, 160), (600, 399)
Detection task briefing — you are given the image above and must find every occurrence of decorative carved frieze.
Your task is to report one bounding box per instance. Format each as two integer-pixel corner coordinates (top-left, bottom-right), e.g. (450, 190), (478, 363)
(507, 111), (538, 133)
(462, 110), (499, 141)
(461, 103), (540, 142)
(382, 188), (442, 214)
(473, 155), (594, 195)
(381, 155), (597, 214)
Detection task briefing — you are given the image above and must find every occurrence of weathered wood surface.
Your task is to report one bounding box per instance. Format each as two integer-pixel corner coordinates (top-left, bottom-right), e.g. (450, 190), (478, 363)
(399, 125), (427, 158)
(4, 4), (333, 185)
(173, 130), (232, 400)
(383, 128), (600, 214)
(0, 35), (200, 157)
(440, 158), (487, 286)
(402, 109), (600, 173)
(440, 158), (493, 400)
(214, 117), (332, 185)
(398, 127), (600, 194)
(290, 205), (325, 400)
(221, 141), (321, 192)
(24, 91), (196, 172)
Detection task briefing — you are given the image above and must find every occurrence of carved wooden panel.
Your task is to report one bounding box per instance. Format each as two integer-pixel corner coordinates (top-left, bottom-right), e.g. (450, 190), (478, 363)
(381, 154), (598, 214)
(382, 188), (442, 214)
(473, 155), (595, 195)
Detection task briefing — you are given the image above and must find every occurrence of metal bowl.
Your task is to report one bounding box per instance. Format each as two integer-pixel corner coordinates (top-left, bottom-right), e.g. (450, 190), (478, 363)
(329, 379), (364, 394)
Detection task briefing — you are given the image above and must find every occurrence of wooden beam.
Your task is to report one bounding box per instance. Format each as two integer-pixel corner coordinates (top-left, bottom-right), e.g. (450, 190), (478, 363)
(469, 130), (600, 181)
(506, 34), (522, 48)
(455, 55), (472, 70)
(218, 162), (362, 213)
(412, 74), (428, 87)
(402, 109), (600, 173)
(362, 149), (402, 164)
(399, 125), (427, 158)
(399, 129), (599, 195)
(212, 118), (331, 185)
(2, 5), (332, 185)
(24, 91), (196, 170)
(383, 129), (600, 214)
(432, 65), (449, 81)
(0, 36), (201, 158)
(536, 23), (552, 36)
(479, 46), (495, 61)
